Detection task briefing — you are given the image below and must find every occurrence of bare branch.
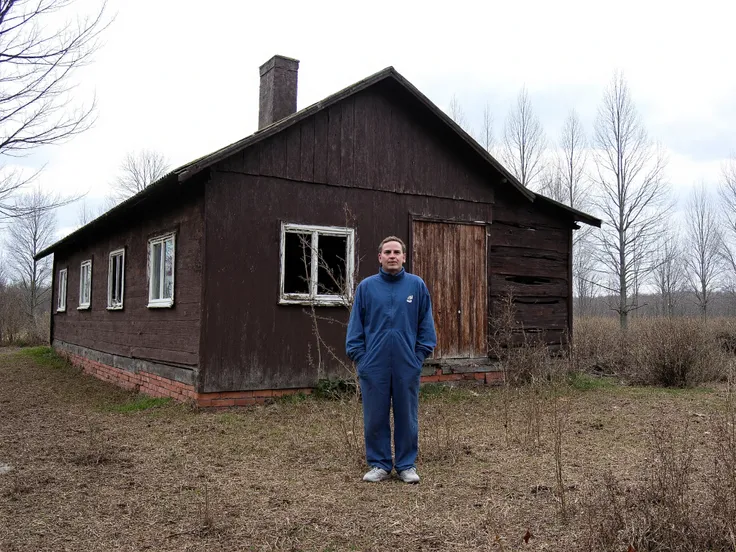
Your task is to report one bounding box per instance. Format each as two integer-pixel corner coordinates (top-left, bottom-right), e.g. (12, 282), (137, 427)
(447, 93), (472, 135)
(684, 183), (723, 317)
(6, 184), (57, 320)
(111, 149), (170, 202)
(474, 102), (495, 154)
(718, 153), (736, 293)
(0, 0), (111, 220)
(652, 225), (686, 316)
(501, 86), (547, 188)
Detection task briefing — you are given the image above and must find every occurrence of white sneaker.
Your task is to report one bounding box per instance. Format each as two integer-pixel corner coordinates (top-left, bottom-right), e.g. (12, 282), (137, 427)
(398, 467), (420, 484)
(363, 467), (391, 482)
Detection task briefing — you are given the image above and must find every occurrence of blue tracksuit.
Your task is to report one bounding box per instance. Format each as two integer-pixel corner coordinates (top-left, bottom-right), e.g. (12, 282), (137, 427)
(345, 267), (437, 472)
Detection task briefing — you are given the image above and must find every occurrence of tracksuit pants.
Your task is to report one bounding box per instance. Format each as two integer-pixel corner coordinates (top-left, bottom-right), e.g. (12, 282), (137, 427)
(359, 364), (421, 472)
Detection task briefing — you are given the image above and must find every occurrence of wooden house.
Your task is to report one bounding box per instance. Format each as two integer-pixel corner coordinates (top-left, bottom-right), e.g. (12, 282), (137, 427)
(36, 55), (600, 406)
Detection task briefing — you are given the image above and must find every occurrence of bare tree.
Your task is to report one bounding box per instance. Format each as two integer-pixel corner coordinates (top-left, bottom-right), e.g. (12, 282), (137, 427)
(0, 254), (6, 343)
(592, 71), (670, 329)
(475, 102), (495, 153)
(75, 195), (116, 228)
(652, 228), (686, 317)
(112, 149), (170, 202)
(538, 166), (565, 203)
(718, 153), (736, 294)
(76, 199), (97, 226)
(7, 186), (57, 322)
(0, 0), (110, 220)
(501, 86), (547, 188)
(557, 111), (590, 208)
(573, 241), (599, 316)
(0, 250), (7, 287)
(0, 283), (25, 343)
(683, 184), (723, 317)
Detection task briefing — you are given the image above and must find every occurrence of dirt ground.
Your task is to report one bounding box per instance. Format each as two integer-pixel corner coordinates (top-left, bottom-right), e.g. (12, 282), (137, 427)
(0, 347), (730, 551)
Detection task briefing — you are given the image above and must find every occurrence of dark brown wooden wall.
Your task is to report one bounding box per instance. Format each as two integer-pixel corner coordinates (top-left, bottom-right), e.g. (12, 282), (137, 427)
(51, 187), (205, 369)
(217, 82), (496, 203)
(201, 85), (501, 392)
(490, 191), (573, 346)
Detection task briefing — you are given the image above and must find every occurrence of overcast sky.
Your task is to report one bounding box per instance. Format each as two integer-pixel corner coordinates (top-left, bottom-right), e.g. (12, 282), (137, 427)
(7, 0), (736, 240)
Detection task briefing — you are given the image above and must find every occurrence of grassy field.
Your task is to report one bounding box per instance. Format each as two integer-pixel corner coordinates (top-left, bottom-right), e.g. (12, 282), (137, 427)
(0, 346), (734, 551)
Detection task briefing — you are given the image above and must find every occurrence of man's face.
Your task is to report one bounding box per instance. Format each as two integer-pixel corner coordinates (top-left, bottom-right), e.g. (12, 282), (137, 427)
(378, 241), (406, 275)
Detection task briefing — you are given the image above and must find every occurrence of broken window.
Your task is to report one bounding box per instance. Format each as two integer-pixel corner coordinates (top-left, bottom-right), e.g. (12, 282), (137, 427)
(280, 223), (355, 306)
(283, 232), (312, 294)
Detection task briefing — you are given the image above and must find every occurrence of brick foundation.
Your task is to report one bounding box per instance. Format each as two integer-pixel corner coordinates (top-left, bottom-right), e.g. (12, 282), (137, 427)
(60, 351), (312, 407)
(59, 351), (502, 408)
(420, 368), (504, 385)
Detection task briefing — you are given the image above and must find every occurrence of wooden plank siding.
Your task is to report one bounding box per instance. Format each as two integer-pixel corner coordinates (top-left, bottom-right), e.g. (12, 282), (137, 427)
(201, 174), (496, 392)
(490, 191), (573, 347)
(412, 221), (487, 359)
(51, 185), (205, 369)
(218, 86), (496, 203)
(199, 83), (577, 391)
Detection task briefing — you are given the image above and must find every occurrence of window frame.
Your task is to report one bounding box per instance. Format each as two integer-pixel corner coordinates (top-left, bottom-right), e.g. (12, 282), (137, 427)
(57, 268), (67, 313)
(278, 222), (355, 306)
(78, 260), (92, 310)
(107, 248), (125, 310)
(147, 232), (176, 308)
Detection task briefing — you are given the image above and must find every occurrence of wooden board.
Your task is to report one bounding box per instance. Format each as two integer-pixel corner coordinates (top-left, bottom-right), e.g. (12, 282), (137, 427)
(412, 220), (487, 359)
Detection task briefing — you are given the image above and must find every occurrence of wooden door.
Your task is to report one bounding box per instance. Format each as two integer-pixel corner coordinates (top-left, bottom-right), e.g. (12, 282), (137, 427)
(412, 220), (487, 359)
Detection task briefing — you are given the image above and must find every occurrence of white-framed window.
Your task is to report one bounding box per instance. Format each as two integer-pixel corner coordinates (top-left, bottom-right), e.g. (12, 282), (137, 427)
(57, 268), (67, 312)
(148, 232), (175, 308)
(78, 260), (92, 310)
(107, 248), (125, 310)
(279, 223), (355, 306)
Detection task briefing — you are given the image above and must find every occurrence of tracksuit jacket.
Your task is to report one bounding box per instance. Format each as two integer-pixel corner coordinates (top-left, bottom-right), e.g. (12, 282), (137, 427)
(345, 267), (437, 472)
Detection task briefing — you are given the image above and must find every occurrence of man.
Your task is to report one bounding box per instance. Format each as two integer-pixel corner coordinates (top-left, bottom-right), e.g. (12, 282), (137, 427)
(346, 236), (437, 484)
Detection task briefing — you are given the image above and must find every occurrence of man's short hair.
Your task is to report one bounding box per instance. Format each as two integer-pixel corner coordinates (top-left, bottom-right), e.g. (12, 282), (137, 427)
(378, 236), (406, 254)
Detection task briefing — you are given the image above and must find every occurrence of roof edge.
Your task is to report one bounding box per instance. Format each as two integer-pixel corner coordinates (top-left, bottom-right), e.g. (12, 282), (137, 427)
(34, 172), (179, 260)
(532, 193), (602, 227)
(174, 66), (535, 201)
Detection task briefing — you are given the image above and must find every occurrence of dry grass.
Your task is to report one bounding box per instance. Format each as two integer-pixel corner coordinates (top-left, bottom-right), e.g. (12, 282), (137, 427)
(574, 316), (733, 386)
(0, 347), (734, 551)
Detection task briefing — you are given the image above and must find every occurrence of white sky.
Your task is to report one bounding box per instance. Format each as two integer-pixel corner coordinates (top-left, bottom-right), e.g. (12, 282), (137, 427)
(5, 0), (736, 239)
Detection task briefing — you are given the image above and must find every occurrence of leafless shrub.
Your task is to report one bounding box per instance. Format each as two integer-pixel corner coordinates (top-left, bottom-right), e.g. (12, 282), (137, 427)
(710, 367), (736, 547)
(489, 292), (568, 386)
(196, 484), (215, 535)
(418, 405), (462, 465)
(627, 317), (728, 386)
(295, 206), (367, 466)
(572, 317), (622, 375)
(552, 391), (569, 522)
(71, 416), (114, 466)
(489, 292), (571, 451)
(582, 423), (735, 551)
(574, 317), (730, 387)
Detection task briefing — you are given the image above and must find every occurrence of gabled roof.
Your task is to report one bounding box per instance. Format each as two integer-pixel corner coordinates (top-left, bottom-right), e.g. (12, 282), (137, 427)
(36, 66), (600, 260)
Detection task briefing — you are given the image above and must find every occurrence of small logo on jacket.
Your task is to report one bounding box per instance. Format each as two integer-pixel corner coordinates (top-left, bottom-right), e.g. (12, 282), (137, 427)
(406, 295), (413, 303)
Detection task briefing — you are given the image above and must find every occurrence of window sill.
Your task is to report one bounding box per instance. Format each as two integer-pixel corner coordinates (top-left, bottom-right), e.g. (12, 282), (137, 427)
(147, 300), (174, 309)
(77, 305), (90, 311)
(279, 296), (349, 307)
(107, 305), (124, 311)
(56, 308), (66, 313)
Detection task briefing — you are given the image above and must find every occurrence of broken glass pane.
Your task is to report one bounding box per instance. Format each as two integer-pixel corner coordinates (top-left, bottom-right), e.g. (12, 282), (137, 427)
(284, 232), (311, 294)
(317, 235), (347, 295)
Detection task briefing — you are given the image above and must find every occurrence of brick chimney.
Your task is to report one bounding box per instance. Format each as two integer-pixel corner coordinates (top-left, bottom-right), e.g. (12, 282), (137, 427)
(258, 55), (299, 130)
